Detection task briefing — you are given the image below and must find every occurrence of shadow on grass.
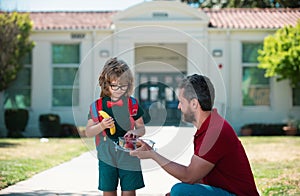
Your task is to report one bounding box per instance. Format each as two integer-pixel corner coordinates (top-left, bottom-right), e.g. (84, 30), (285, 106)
(0, 142), (21, 148)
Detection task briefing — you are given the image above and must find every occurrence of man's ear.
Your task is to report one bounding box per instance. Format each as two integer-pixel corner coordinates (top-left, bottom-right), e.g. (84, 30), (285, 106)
(191, 98), (198, 109)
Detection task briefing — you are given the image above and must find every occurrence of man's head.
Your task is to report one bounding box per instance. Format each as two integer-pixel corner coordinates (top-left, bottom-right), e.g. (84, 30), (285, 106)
(178, 74), (215, 123)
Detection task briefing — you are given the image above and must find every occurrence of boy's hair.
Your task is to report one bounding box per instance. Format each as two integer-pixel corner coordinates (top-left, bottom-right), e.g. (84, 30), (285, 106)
(98, 57), (134, 97)
(179, 74), (215, 111)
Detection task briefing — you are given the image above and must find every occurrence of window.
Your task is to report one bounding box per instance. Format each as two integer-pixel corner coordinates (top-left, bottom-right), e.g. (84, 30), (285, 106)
(292, 87), (300, 106)
(4, 52), (32, 109)
(52, 44), (80, 107)
(242, 43), (270, 106)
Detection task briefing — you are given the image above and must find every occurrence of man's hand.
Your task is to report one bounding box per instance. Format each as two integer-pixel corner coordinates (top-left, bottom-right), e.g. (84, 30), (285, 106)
(129, 139), (155, 159)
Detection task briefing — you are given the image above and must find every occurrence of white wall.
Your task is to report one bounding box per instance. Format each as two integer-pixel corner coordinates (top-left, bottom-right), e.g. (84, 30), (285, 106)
(215, 30), (299, 131)
(1, 3), (299, 137)
(17, 30), (114, 136)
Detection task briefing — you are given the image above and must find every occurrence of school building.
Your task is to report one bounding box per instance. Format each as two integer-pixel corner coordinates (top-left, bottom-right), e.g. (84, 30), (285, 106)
(1, 1), (300, 137)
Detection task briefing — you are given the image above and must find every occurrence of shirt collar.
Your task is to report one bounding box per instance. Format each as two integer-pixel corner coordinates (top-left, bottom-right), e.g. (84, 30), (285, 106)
(194, 108), (217, 138)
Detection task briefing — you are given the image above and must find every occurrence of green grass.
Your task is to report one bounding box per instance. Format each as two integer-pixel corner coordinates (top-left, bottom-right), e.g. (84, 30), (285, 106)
(0, 138), (88, 190)
(240, 136), (300, 196)
(0, 137), (299, 195)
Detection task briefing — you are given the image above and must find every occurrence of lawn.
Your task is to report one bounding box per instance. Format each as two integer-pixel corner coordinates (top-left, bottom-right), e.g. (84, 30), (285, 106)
(0, 137), (299, 195)
(240, 136), (300, 196)
(0, 138), (88, 190)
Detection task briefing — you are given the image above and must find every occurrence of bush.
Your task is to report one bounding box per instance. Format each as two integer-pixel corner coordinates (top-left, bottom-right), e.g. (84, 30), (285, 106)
(60, 123), (79, 137)
(240, 123), (286, 136)
(4, 109), (29, 138)
(39, 114), (61, 137)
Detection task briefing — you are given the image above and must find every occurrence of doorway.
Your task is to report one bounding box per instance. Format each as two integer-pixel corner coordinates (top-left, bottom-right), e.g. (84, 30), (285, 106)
(134, 43), (187, 126)
(136, 73), (185, 126)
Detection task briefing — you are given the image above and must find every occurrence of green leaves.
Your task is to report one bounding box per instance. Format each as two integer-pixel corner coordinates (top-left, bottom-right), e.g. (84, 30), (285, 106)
(258, 20), (300, 88)
(0, 12), (35, 91)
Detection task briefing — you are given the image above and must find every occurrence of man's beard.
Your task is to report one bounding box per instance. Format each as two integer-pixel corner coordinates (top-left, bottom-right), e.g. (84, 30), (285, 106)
(183, 108), (195, 123)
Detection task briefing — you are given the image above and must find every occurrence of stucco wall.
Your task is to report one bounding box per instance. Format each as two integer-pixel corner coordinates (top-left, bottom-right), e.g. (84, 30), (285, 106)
(1, 2), (299, 137)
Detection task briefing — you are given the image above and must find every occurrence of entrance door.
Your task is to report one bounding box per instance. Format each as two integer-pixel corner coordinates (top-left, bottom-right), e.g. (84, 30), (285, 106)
(136, 73), (185, 126)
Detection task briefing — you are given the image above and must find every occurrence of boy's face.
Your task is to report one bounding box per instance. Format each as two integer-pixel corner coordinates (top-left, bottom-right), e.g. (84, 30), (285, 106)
(109, 80), (128, 100)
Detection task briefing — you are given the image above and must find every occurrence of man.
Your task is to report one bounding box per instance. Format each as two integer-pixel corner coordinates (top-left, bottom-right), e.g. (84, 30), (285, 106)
(130, 74), (259, 196)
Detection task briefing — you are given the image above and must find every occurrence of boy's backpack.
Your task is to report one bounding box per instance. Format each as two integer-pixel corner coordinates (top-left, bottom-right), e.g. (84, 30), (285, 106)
(89, 96), (139, 146)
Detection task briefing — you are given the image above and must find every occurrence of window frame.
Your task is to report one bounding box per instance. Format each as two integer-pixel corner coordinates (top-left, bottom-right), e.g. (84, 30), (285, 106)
(241, 42), (271, 108)
(51, 43), (80, 108)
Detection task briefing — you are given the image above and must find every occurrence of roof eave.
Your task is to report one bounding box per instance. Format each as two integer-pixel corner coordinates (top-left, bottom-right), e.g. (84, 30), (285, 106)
(208, 27), (280, 31)
(33, 27), (113, 32)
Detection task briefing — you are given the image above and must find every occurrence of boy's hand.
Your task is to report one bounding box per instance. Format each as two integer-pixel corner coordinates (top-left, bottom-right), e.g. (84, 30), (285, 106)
(124, 130), (137, 139)
(101, 117), (114, 129)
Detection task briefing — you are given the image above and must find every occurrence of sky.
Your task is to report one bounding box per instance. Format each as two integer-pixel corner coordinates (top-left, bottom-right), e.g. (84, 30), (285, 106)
(0, 0), (146, 11)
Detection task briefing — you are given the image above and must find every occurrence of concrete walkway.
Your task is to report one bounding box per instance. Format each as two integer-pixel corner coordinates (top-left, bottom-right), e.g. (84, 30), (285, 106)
(0, 126), (195, 196)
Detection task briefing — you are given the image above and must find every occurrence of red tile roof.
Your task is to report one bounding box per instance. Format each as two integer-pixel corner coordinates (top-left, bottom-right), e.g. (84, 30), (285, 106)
(29, 12), (116, 30)
(27, 8), (300, 30)
(204, 8), (300, 29)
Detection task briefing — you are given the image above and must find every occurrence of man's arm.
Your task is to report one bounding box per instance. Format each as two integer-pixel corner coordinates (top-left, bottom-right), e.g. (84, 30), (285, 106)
(130, 141), (214, 184)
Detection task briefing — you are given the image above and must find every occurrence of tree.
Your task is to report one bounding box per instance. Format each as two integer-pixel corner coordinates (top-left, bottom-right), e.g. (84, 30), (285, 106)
(257, 20), (300, 88)
(0, 12), (34, 91)
(181, 0), (300, 8)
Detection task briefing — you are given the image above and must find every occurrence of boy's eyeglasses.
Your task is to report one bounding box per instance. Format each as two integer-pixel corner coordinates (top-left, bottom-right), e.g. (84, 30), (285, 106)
(110, 84), (128, 91)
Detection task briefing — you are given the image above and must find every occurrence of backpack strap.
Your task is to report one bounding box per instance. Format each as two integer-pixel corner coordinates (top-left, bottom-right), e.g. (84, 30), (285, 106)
(128, 96), (139, 130)
(90, 101), (99, 122)
(89, 98), (107, 146)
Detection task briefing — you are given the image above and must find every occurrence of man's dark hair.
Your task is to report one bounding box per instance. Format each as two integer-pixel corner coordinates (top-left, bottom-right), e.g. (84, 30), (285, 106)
(179, 74), (215, 111)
